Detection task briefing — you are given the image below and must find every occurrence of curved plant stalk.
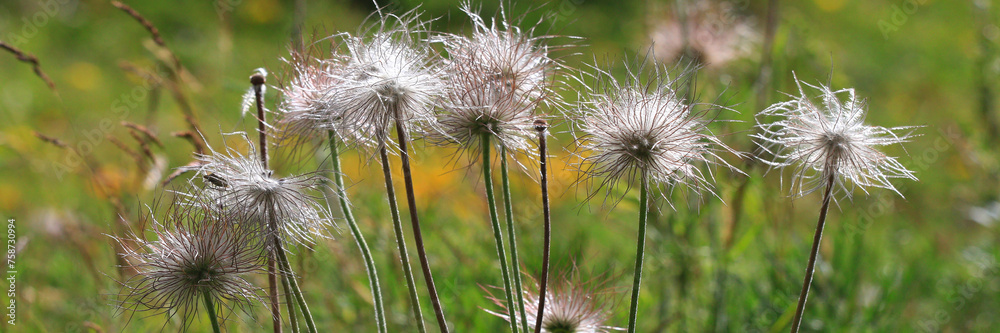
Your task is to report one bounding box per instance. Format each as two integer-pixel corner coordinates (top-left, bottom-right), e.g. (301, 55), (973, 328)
(393, 121), (449, 333)
(790, 171), (836, 333)
(377, 136), (427, 333)
(250, 73), (281, 333)
(280, 271), (300, 333)
(274, 241), (317, 333)
(626, 174), (650, 333)
(328, 132), (388, 333)
(202, 291), (221, 333)
(500, 148), (528, 333)
(532, 122), (551, 333)
(482, 133), (519, 333)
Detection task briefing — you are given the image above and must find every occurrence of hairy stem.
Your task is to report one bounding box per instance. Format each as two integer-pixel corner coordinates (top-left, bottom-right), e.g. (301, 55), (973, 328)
(533, 123), (551, 333)
(202, 291), (221, 333)
(627, 175), (649, 333)
(500, 148), (528, 333)
(250, 73), (280, 333)
(328, 132), (387, 333)
(394, 122), (449, 333)
(378, 138), (427, 333)
(275, 241), (317, 333)
(280, 269), (300, 333)
(790, 171), (836, 333)
(482, 134), (519, 333)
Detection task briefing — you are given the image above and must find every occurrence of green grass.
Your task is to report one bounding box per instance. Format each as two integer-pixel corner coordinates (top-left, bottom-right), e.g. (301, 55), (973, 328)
(2, 0), (1000, 332)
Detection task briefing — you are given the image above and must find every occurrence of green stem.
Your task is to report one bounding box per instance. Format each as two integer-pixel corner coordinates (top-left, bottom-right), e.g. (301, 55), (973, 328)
(328, 132), (388, 333)
(500, 148), (528, 333)
(790, 171), (836, 333)
(280, 267), (300, 333)
(393, 121), (449, 333)
(274, 241), (318, 333)
(627, 175), (649, 333)
(482, 134), (519, 333)
(378, 139), (427, 333)
(533, 123), (551, 333)
(202, 291), (221, 333)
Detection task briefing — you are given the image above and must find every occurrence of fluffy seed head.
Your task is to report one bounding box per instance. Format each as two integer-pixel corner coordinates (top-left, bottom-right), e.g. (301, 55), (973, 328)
(753, 75), (919, 197)
(573, 61), (741, 204)
(485, 271), (623, 333)
(649, 0), (759, 68)
(329, 10), (445, 150)
(434, 3), (568, 156)
(192, 133), (334, 246)
(114, 200), (266, 328)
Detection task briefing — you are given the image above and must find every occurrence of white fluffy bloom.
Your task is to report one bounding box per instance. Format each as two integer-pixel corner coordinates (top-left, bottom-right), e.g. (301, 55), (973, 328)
(753, 76), (919, 197)
(193, 134), (334, 246)
(574, 62), (741, 203)
(329, 11), (445, 149)
(486, 272), (623, 333)
(114, 200), (266, 327)
(434, 4), (566, 155)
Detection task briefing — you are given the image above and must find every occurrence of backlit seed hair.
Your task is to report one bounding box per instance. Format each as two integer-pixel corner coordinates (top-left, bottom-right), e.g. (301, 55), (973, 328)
(485, 270), (623, 333)
(753, 74), (919, 198)
(434, 3), (572, 157)
(113, 199), (267, 329)
(193, 133), (335, 246)
(328, 8), (445, 151)
(573, 60), (742, 205)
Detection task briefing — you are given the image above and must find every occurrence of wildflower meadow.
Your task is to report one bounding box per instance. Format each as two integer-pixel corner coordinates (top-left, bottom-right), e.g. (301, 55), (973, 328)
(2, 0), (999, 332)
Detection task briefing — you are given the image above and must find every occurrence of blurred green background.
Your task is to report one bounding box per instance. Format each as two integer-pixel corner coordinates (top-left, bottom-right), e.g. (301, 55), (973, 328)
(2, 0), (999, 331)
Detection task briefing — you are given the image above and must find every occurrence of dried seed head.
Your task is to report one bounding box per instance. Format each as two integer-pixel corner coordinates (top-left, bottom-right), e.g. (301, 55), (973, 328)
(485, 270), (623, 333)
(328, 9), (445, 151)
(113, 199), (267, 328)
(192, 133), (335, 246)
(434, 3), (570, 158)
(573, 60), (742, 204)
(649, 0), (759, 68)
(753, 75), (919, 198)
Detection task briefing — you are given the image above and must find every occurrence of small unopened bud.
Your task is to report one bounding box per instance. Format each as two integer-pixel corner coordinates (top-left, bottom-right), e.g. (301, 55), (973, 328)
(533, 119), (548, 132)
(250, 73), (265, 87)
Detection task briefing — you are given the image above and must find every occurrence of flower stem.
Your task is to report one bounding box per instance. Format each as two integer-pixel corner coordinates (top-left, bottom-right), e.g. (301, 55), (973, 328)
(393, 121), (449, 333)
(250, 72), (281, 333)
(328, 132), (387, 333)
(790, 171), (836, 333)
(202, 291), (221, 333)
(378, 138), (427, 333)
(482, 133), (519, 333)
(533, 122), (551, 333)
(500, 148), (528, 333)
(627, 174), (649, 333)
(280, 268), (300, 333)
(274, 240), (318, 333)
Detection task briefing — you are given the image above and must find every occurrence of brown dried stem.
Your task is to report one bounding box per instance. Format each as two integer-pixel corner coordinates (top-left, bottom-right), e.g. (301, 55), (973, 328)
(0, 40), (56, 91)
